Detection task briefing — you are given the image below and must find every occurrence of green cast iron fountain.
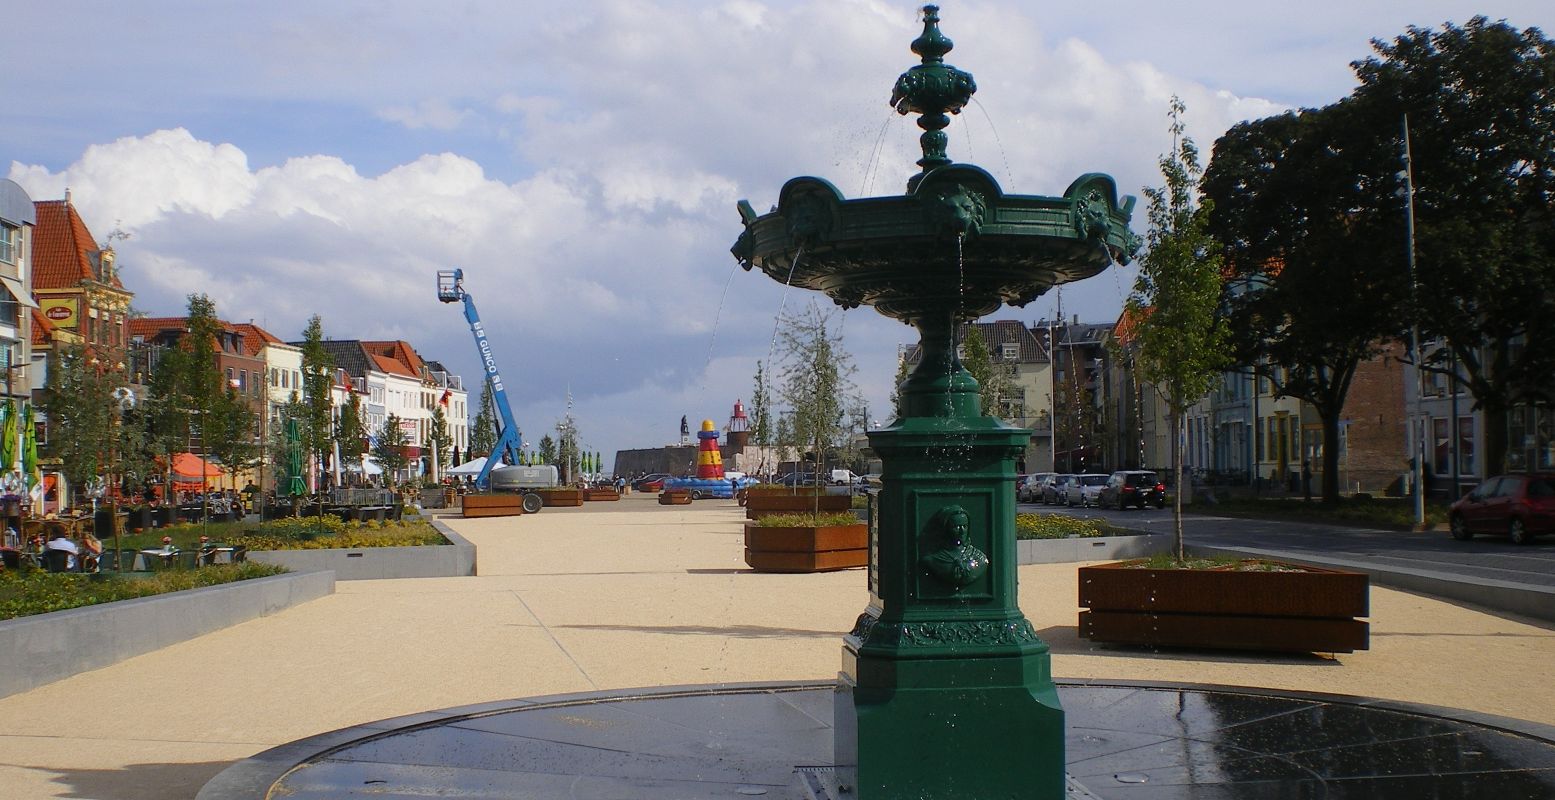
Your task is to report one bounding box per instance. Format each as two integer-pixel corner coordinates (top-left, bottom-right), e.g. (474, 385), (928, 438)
(732, 6), (1138, 798)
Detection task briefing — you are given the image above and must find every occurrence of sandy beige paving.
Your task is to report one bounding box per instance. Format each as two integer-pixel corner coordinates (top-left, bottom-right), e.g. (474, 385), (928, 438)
(0, 494), (1550, 799)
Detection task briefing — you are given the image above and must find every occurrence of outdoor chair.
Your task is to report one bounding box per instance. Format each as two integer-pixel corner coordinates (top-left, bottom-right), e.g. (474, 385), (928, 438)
(43, 549), (71, 573)
(177, 550), (199, 570)
(120, 550), (143, 571)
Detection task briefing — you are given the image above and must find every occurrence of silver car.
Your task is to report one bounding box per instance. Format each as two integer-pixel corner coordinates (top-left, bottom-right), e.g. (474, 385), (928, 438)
(1018, 472), (1054, 503)
(1065, 473), (1110, 507)
(1041, 474), (1075, 505)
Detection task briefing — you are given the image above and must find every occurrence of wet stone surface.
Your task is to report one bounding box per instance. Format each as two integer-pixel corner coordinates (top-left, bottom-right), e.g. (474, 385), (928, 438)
(230, 682), (1555, 799)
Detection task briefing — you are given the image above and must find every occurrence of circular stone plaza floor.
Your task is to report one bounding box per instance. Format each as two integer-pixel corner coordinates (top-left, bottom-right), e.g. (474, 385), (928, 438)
(200, 680), (1555, 799)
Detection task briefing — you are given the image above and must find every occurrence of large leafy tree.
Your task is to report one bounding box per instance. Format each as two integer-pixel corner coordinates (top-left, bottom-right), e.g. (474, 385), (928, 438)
(1130, 98), (1230, 557)
(1203, 99), (1407, 503)
(1350, 18), (1555, 472)
(298, 316), (335, 485)
(775, 302), (859, 479)
(537, 434), (557, 467)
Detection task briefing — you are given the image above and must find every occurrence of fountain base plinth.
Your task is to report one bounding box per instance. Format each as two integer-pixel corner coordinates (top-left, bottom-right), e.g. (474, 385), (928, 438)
(836, 646), (1064, 799)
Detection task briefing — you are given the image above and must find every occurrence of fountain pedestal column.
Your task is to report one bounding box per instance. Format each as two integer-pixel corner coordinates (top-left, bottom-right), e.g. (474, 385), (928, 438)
(834, 321), (1064, 799)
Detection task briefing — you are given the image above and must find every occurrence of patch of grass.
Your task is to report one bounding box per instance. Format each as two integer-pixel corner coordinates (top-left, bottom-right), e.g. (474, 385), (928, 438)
(110, 517), (445, 552)
(1127, 555), (1306, 572)
(1206, 495), (1450, 529)
(752, 512), (862, 528)
(0, 562), (289, 621)
(1014, 513), (1129, 540)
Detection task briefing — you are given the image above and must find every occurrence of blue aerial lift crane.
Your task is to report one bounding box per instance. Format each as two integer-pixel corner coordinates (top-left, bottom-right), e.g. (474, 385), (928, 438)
(437, 268), (543, 510)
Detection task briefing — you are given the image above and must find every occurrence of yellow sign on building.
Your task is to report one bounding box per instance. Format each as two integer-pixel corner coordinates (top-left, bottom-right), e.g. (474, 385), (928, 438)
(39, 297), (79, 329)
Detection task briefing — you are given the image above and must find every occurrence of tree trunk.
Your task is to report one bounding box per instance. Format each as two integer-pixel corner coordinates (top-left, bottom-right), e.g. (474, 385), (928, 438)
(1171, 408), (1184, 561)
(1321, 412), (1342, 504)
(1481, 403), (1510, 476)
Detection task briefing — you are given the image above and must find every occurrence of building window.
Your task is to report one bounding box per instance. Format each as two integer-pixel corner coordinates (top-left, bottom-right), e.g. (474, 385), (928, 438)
(1001, 343), (1019, 361)
(239, 369), (247, 392)
(1458, 416), (1476, 476)
(0, 223), (16, 264)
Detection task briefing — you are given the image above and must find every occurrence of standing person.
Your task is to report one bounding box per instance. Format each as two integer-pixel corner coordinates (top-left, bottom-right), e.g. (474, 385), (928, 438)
(1301, 460), (1313, 503)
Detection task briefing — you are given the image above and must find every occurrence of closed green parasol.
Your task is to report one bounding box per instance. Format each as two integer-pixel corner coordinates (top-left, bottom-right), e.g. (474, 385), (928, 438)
(285, 418), (307, 496)
(22, 403), (38, 489)
(0, 399), (15, 477)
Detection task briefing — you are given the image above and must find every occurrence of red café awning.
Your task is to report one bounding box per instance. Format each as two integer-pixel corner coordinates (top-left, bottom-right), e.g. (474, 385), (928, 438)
(170, 452), (225, 486)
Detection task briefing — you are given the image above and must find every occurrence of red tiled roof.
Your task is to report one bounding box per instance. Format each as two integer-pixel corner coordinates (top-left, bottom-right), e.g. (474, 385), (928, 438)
(368, 352), (417, 378)
(362, 340), (425, 378)
(30, 308), (55, 346)
(31, 200), (126, 291)
(231, 323), (286, 356)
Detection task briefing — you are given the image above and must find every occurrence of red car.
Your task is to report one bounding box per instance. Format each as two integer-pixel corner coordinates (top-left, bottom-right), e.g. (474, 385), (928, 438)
(1449, 474), (1555, 545)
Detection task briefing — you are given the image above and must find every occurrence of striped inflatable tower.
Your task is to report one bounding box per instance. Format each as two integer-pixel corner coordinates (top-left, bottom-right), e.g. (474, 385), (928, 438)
(695, 419), (725, 479)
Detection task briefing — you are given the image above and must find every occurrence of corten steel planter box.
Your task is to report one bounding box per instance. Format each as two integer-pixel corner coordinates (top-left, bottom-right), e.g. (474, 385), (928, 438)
(534, 489), (584, 507)
(582, 489), (620, 502)
(658, 490), (692, 506)
(461, 494), (524, 518)
(744, 493), (852, 520)
(1078, 560), (1370, 653)
(744, 522), (867, 573)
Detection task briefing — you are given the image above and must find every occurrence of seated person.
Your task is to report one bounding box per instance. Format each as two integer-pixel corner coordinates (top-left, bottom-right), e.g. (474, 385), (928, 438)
(45, 532), (80, 570)
(79, 532), (104, 572)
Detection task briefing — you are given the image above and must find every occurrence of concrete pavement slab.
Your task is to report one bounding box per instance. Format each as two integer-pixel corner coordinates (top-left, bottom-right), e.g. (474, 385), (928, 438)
(0, 492), (1550, 799)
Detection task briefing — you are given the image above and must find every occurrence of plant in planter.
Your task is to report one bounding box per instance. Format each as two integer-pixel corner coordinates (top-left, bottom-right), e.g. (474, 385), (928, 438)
(1071, 104), (1373, 655)
(1078, 556), (1370, 653)
(744, 511), (866, 573)
(744, 486), (851, 520)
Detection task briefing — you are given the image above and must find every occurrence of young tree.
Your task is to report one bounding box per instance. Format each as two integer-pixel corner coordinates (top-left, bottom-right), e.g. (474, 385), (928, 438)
(556, 419), (580, 483)
(1129, 98), (1230, 559)
(775, 302), (860, 483)
(960, 325), (1012, 419)
(41, 346), (116, 495)
(335, 392), (367, 477)
(298, 316), (335, 486)
(372, 413), (411, 484)
(889, 351), (911, 421)
(469, 381), (498, 458)
(204, 384), (259, 492)
(426, 405), (452, 479)
(537, 434), (557, 467)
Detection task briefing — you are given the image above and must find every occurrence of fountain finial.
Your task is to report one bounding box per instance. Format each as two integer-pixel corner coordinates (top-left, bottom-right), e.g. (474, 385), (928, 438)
(891, 5), (977, 191)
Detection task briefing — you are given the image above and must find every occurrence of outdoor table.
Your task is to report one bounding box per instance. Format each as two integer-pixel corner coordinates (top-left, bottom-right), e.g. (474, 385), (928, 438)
(139, 547), (178, 570)
(200, 545), (238, 565)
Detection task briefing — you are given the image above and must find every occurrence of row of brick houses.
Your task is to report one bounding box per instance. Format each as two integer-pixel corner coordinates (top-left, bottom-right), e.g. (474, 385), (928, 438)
(0, 180), (469, 506)
(914, 315), (1540, 499)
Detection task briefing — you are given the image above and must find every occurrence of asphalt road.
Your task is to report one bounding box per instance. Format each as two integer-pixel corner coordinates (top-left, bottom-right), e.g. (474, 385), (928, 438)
(1017, 499), (1555, 591)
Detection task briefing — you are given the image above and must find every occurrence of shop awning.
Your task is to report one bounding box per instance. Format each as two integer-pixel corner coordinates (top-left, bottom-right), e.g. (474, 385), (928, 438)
(0, 275), (38, 309)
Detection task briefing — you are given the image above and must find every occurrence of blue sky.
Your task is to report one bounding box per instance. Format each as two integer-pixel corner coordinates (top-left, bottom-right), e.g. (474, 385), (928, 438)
(5, 1), (1550, 465)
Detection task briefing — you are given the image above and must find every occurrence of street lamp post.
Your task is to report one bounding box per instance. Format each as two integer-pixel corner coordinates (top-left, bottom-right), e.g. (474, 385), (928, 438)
(1401, 115), (1426, 529)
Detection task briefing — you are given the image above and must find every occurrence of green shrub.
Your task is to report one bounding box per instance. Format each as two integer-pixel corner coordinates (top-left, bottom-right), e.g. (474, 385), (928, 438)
(0, 562), (288, 621)
(113, 518), (444, 552)
(752, 512), (862, 528)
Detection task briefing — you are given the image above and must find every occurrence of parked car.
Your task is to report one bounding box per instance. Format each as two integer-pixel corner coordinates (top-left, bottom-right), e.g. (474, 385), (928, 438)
(776, 472), (821, 487)
(1449, 474), (1555, 544)
(1041, 474), (1076, 505)
(1065, 474), (1110, 507)
(1100, 470), (1166, 509)
(631, 473), (670, 492)
(1018, 473), (1054, 503)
